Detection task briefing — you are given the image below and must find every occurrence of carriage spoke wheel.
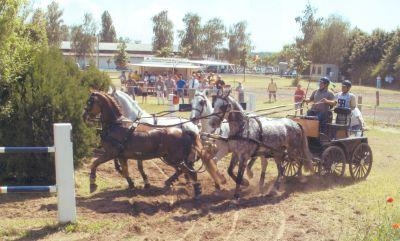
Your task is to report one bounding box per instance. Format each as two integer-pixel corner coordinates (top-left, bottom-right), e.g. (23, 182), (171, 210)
(350, 143), (373, 180)
(282, 159), (302, 177)
(321, 146), (346, 177)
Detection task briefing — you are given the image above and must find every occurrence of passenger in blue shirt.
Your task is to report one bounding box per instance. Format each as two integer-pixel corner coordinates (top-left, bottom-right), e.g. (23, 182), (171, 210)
(176, 75), (187, 104)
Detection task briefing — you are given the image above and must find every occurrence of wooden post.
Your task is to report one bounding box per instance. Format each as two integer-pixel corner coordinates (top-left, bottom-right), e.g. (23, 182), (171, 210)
(376, 90), (380, 106)
(358, 95), (362, 111)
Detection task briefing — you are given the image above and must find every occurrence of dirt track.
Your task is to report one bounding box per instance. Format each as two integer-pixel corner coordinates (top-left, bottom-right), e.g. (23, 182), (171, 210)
(1, 156), (362, 241)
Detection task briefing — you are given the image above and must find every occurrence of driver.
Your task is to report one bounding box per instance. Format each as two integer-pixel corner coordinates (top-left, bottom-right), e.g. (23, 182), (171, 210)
(304, 77), (336, 133)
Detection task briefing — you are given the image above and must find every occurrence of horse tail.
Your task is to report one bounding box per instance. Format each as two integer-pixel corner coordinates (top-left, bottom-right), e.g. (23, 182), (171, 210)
(184, 130), (226, 185)
(298, 123), (314, 173)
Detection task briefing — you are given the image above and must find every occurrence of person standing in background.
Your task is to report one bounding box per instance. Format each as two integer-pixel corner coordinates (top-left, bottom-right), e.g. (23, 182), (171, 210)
(294, 84), (305, 115)
(176, 74), (186, 104)
(155, 75), (166, 105)
(236, 82), (245, 103)
(267, 78), (277, 102)
(187, 74), (200, 102)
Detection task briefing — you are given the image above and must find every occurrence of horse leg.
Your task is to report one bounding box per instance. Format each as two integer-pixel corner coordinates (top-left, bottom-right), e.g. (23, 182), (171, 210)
(227, 153), (250, 187)
(246, 156), (257, 179)
(233, 155), (247, 200)
(258, 157), (268, 193)
(227, 153), (238, 183)
(90, 155), (113, 193)
(165, 169), (182, 187)
(113, 158), (123, 175)
(184, 164), (201, 200)
(137, 160), (150, 188)
(272, 157), (285, 193)
(119, 158), (134, 189)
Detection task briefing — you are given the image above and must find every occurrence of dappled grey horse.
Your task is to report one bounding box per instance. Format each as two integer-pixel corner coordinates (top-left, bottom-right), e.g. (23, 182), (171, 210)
(190, 90), (259, 187)
(209, 92), (314, 199)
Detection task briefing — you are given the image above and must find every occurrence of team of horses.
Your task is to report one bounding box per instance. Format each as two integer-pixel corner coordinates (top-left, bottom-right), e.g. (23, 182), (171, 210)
(83, 88), (313, 200)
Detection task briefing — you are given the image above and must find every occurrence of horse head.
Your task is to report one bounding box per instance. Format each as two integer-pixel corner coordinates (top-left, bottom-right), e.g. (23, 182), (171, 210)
(190, 90), (211, 124)
(209, 91), (244, 129)
(83, 91), (123, 125)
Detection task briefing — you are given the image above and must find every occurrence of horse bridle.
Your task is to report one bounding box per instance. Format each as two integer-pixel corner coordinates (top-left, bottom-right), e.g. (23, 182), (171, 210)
(212, 95), (231, 123)
(191, 94), (207, 119)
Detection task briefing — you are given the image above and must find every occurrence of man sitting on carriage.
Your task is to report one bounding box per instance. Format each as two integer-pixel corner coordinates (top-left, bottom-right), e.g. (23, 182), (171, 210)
(304, 77), (336, 134)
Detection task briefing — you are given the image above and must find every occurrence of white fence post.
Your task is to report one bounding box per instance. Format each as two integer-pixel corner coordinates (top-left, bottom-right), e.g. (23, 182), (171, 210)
(247, 92), (257, 112)
(54, 123), (76, 223)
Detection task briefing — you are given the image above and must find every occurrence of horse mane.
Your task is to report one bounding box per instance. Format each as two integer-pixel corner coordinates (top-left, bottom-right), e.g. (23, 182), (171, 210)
(228, 95), (244, 112)
(95, 91), (123, 117)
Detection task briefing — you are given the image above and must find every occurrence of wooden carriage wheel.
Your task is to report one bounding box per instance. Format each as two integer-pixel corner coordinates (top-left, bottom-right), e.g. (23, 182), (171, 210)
(321, 145), (346, 177)
(282, 159), (302, 177)
(349, 143), (373, 180)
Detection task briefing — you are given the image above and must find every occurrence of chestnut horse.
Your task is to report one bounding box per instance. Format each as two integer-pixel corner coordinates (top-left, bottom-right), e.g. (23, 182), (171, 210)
(82, 91), (223, 199)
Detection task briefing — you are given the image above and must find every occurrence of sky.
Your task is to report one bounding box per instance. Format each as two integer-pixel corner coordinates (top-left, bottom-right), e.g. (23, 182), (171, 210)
(33, 0), (400, 52)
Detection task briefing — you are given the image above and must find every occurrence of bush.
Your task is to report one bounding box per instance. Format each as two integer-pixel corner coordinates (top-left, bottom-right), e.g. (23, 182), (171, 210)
(0, 48), (109, 184)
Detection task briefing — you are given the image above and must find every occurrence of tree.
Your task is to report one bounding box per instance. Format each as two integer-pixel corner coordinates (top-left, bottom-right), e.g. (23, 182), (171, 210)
(309, 15), (350, 65)
(227, 21), (251, 65)
(114, 41), (129, 69)
(376, 30), (400, 82)
(202, 18), (226, 58)
(152, 10), (173, 54)
(70, 13), (97, 66)
(178, 13), (202, 58)
(45, 1), (64, 46)
(295, 3), (322, 46)
(100, 11), (116, 42)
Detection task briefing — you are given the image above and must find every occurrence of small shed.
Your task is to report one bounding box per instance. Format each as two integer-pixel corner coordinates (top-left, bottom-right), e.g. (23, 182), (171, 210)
(309, 63), (339, 82)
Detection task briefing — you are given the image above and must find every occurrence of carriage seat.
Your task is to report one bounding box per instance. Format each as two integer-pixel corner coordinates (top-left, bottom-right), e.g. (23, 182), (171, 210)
(327, 107), (352, 139)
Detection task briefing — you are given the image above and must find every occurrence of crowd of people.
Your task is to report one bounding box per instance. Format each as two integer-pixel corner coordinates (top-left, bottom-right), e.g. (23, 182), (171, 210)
(120, 70), (228, 104)
(121, 70), (365, 135)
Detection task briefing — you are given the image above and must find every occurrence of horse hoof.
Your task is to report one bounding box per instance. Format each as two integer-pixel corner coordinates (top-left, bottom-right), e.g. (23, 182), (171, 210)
(90, 184), (98, 193)
(219, 173), (227, 185)
(246, 169), (254, 179)
(144, 183), (151, 189)
(241, 178), (250, 187)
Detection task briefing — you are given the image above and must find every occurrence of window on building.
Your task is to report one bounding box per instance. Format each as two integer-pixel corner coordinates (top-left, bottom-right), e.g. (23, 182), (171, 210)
(317, 66), (322, 75)
(312, 66), (316, 74)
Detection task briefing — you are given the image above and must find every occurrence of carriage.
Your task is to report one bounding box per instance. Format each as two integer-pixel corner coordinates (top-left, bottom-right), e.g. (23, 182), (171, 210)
(287, 107), (373, 180)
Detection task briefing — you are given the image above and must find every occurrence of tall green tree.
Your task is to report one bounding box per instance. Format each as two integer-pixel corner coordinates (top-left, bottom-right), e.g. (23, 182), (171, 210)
(309, 15), (350, 65)
(114, 41), (129, 68)
(152, 10), (173, 56)
(100, 11), (116, 42)
(202, 18), (226, 58)
(227, 21), (251, 65)
(376, 30), (400, 81)
(178, 13), (202, 58)
(45, 1), (64, 46)
(70, 13), (97, 66)
(295, 3), (322, 46)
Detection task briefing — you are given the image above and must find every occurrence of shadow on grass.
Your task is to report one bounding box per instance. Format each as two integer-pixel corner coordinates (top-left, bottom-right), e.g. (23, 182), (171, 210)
(11, 223), (73, 241)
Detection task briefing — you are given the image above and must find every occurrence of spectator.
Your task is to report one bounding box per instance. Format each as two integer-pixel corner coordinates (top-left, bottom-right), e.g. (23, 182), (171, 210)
(140, 82), (148, 104)
(304, 77), (335, 133)
(236, 82), (245, 103)
(119, 71), (127, 85)
(215, 75), (225, 90)
(267, 78), (277, 102)
(294, 84), (305, 115)
(376, 75), (381, 89)
(164, 75), (176, 96)
(155, 75), (166, 105)
(176, 74), (186, 104)
(187, 74), (200, 102)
